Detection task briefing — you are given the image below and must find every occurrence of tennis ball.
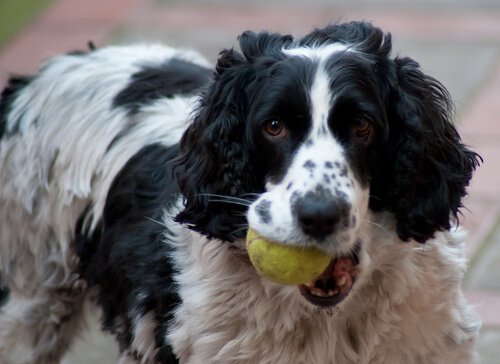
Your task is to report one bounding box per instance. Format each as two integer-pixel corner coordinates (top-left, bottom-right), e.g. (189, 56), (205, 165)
(246, 228), (331, 285)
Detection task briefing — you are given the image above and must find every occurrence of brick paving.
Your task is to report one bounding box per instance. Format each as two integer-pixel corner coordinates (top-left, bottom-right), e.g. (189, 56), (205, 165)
(0, 0), (144, 86)
(1, 0), (499, 362)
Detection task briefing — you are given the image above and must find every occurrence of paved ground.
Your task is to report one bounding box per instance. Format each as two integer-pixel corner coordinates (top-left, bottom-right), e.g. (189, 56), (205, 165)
(1, 0), (499, 362)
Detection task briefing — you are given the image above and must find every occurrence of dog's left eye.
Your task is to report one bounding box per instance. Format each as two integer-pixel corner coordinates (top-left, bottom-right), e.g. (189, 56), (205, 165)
(354, 115), (373, 140)
(263, 119), (287, 138)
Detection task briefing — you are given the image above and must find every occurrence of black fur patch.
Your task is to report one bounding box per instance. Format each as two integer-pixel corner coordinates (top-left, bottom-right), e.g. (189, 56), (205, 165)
(339, 165), (348, 177)
(0, 76), (33, 138)
(0, 275), (9, 307)
(256, 199), (272, 224)
(113, 58), (212, 114)
(303, 160), (316, 172)
(76, 144), (181, 363)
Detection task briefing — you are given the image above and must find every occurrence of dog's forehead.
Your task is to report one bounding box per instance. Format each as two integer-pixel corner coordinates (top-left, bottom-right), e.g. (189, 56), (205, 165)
(282, 43), (353, 62)
(308, 67), (332, 137)
(281, 44), (354, 134)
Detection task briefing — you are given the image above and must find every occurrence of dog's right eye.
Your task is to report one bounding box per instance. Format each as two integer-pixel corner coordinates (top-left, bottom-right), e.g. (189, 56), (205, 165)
(263, 119), (287, 138)
(353, 115), (373, 142)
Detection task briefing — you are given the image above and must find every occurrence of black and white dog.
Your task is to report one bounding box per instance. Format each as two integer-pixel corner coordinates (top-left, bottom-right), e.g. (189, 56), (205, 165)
(0, 22), (481, 363)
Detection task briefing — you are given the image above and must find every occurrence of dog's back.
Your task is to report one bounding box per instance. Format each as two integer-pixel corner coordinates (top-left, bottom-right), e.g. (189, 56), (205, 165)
(0, 44), (211, 364)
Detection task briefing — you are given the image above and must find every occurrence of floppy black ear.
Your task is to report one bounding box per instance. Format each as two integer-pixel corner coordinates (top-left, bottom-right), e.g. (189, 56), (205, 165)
(172, 50), (253, 241)
(371, 57), (481, 243)
(172, 31), (295, 242)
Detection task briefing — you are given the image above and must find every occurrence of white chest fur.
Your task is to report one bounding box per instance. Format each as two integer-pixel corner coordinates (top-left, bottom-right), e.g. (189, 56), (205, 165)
(166, 212), (479, 364)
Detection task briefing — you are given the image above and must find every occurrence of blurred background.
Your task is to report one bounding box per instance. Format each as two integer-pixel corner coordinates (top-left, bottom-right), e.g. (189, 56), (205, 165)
(0, 0), (499, 362)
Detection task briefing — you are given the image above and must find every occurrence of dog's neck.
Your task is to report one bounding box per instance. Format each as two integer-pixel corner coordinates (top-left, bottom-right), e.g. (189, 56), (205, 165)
(166, 209), (479, 363)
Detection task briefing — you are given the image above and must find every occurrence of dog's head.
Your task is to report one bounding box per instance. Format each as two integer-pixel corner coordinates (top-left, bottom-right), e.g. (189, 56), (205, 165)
(173, 22), (480, 307)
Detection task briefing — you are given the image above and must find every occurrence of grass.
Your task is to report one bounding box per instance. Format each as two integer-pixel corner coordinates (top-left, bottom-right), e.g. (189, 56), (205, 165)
(0, 0), (55, 49)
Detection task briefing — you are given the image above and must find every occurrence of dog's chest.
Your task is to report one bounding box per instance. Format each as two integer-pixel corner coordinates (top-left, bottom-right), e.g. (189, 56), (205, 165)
(163, 221), (478, 364)
(166, 231), (358, 363)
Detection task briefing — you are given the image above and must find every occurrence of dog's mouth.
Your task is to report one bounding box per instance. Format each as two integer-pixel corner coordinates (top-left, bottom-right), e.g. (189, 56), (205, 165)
(299, 244), (360, 308)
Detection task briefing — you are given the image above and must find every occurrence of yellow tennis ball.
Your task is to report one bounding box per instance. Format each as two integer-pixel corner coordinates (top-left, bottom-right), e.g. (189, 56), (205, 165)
(246, 228), (331, 285)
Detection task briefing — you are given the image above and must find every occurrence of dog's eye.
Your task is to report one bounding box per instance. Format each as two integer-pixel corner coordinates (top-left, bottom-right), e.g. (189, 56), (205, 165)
(354, 115), (373, 140)
(263, 119), (287, 138)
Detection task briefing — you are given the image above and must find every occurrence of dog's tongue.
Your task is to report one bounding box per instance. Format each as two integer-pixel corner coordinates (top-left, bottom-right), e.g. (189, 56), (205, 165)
(300, 244), (360, 307)
(311, 257), (354, 294)
(299, 256), (356, 304)
(331, 257), (354, 294)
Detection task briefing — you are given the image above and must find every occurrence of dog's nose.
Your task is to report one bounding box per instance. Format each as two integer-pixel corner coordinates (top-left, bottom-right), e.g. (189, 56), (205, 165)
(295, 195), (347, 240)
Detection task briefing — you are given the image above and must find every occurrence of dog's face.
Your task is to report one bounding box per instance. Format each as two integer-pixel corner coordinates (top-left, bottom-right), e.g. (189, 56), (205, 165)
(173, 22), (479, 307)
(246, 44), (378, 257)
(244, 49), (373, 306)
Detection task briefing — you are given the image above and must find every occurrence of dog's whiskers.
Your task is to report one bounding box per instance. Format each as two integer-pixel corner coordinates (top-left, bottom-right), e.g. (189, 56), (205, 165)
(235, 211), (249, 218)
(232, 226), (250, 235)
(363, 219), (389, 233)
(198, 193), (254, 207)
(207, 199), (252, 208)
(144, 216), (165, 226)
(241, 193), (261, 198)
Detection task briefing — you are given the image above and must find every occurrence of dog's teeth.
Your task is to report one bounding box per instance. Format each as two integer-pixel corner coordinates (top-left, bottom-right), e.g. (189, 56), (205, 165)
(310, 288), (325, 297)
(336, 276), (346, 287)
(313, 288), (324, 297)
(327, 289), (339, 296)
(306, 281), (315, 289)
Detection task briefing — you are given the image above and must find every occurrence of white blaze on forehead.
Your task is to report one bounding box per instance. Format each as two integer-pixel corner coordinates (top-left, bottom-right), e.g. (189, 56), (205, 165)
(283, 42), (353, 138)
(309, 67), (332, 137)
(282, 43), (351, 61)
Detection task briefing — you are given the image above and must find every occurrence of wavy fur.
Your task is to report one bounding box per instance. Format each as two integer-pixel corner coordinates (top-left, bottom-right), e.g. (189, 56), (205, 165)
(0, 22), (480, 363)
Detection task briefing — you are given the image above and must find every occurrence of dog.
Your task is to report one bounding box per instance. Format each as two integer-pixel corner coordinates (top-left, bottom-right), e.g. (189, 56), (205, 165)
(0, 21), (481, 363)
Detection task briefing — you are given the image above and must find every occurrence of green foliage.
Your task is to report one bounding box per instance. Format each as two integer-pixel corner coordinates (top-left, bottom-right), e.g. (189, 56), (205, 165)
(0, 0), (54, 49)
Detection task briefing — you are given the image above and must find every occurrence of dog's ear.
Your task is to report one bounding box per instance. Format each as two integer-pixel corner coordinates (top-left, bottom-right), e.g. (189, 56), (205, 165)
(371, 57), (481, 243)
(171, 49), (262, 241)
(172, 32), (295, 242)
(172, 49), (251, 241)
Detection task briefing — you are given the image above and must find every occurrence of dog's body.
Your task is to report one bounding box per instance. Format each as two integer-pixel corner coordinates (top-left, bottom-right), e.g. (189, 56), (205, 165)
(0, 22), (480, 363)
